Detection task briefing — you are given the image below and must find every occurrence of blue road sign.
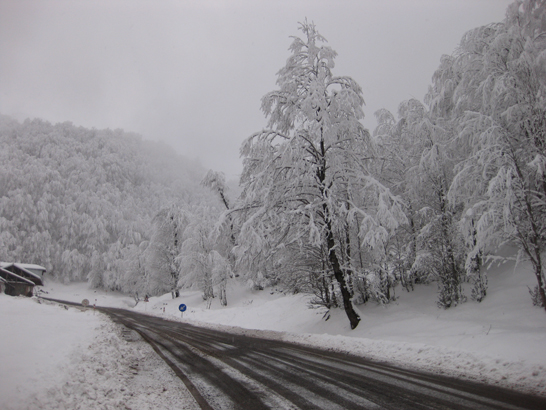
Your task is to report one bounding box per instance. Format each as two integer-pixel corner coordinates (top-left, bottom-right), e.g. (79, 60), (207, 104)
(179, 304), (187, 312)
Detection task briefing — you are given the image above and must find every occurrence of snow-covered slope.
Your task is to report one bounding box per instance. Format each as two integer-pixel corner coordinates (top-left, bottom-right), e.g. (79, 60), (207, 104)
(38, 256), (546, 397)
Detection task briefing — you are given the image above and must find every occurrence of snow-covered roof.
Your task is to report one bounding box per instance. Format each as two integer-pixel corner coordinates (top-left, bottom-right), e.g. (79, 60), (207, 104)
(0, 262), (46, 286)
(14, 264), (45, 279)
(0, 262), (45, 281)
(18, 263), (46, 271)
(0, 262), (46, 271)
(0, 268), (35, 285)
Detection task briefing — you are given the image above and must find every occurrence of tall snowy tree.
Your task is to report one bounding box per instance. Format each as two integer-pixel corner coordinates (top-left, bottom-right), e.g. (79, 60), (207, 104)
(375, 98), (466, 308)
(178, 211), (232, 306)
(447, 0), (546, 309)
(201, 169), (238, 255)
(373, 101), (430, 292)
(147, 204), (190, 298)
(236, 21), (405, 329)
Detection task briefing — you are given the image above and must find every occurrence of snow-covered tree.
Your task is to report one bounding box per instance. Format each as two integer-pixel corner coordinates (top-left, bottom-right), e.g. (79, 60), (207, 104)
(201, 169), (238, 260)
(119, 242), (150, 303)
(178, 211), (232, 306)
(447, 0), (546, 309)
(375, 97), (467, 308)
(146, 204), (190, 298)
(236, 21), (405, 329)
(415, 121), (466, 308)
(202, 170), (231, 211)
(373, 101), (430, 292)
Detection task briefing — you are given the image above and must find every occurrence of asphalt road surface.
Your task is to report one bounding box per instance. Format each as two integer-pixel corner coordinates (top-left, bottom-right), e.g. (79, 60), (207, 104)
(92, 306), (546, 410)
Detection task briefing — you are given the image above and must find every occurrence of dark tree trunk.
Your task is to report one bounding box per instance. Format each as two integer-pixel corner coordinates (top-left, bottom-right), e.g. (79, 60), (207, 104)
(522, 221), (546, 310)
(534, 266), (546, 310)
(219, 287), (227, 306)
(325, 217), (361, 329)
(316, 133), (360, 329)
(437, 185), (462, 308)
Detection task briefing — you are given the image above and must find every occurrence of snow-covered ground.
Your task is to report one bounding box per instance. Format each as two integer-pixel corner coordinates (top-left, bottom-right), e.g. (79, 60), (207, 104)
(0, 294), (200, 410)
(1, 257), (545, 409)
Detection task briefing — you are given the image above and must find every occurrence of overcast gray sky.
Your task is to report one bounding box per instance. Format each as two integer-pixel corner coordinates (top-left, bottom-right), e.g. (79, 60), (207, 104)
(0, 0), (512, 179)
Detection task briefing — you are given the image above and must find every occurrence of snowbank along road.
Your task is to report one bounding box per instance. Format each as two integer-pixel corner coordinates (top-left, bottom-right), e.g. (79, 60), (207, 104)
(95, 306), (546, 410)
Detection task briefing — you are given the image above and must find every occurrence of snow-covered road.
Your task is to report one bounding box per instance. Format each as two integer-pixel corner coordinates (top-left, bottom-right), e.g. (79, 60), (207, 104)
(103, 306), (546, 410)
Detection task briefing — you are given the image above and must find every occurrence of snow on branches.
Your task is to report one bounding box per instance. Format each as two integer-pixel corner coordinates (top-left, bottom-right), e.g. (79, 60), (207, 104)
(237, 21), (406, 329)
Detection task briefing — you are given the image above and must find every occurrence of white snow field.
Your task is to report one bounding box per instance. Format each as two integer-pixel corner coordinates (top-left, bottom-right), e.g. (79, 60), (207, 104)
(0, 294), (200, 410)
(1, 256), (545, 409)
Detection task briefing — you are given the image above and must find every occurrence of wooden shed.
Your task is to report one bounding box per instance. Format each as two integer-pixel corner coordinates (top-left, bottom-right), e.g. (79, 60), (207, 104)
(0, 263), (45, 297)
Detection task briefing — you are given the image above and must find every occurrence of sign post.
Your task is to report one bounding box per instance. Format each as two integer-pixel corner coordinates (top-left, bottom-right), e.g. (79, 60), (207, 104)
(178, 303), (187, 319)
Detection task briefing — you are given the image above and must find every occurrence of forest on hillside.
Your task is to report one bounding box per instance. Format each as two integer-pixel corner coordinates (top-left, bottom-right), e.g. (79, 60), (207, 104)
(1, 0), (545, 329)
(0, 116), (222, 296)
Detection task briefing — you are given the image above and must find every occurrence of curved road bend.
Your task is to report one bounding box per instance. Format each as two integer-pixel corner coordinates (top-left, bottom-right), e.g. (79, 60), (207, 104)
(83, 306), (546, 410)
